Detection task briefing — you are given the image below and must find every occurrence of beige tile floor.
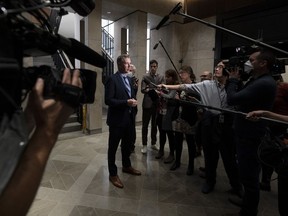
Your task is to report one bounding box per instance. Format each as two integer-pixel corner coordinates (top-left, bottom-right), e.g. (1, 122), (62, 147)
(27, 123), (279, 216)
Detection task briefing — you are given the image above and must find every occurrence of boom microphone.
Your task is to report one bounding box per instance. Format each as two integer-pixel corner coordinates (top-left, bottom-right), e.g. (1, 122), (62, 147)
(153, 42), (159, 50)
(155, 15), (170, 30)
(155, 2), (182, 30)
(171, 2), (182, 15)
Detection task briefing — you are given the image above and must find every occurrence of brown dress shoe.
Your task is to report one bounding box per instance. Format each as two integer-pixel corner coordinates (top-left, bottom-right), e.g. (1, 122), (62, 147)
(109, 175), (124, 188)
(122, 166), (141, 175)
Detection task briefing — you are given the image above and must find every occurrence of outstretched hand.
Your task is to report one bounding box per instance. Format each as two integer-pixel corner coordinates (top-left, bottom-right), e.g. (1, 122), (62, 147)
(246, 110), (265, 121)
(25, 69), (82, 136)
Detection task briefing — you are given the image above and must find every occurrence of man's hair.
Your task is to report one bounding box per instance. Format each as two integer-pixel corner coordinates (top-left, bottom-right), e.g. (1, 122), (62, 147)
(180, 65), (196, 81)
(255, 48), (276, 70)
(149, 59), (158, 66)
(217, 60), (229, 77)
(117, 54), (130, 67)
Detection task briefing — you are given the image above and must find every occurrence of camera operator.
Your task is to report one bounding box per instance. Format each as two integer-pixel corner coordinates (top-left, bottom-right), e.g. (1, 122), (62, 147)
(0, 69), (82, 215)
(226, 48), (277, 216)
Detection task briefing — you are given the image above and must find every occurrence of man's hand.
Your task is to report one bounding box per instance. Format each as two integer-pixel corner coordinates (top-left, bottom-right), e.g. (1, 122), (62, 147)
(127, 98), (137, 107)
(157, 84), (166, 89)
(25, 69), (82, 137)
(227, 67), (241, 79)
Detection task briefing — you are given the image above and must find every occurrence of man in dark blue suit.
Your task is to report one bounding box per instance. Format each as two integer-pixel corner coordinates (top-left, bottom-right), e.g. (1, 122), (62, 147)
(105, 54), (141, 188)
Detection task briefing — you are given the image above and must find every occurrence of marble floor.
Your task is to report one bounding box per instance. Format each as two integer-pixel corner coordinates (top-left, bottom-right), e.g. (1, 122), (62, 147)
(27, 123), (279, 216)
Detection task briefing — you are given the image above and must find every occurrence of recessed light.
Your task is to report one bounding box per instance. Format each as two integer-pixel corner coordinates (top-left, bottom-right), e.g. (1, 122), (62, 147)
(107, 11), (111, 14)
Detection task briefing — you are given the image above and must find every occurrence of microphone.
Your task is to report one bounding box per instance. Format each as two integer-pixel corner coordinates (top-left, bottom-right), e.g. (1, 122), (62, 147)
(143, 77), (169, 94)
(153, 43), (159, 50)
(155, 2), (182, 30)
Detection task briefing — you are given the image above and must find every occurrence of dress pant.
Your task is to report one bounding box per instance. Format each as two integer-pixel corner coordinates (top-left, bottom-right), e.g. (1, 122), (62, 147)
(131, 107), (138, 149)
(156, 114), (166, 151)
(278, 167), (288, 215)
(142, 105), (157, 146)
(174, 132), (196, 168)
(235, 136), (261, 216)
(108, 115), (133, 176)
(201, 113), (241, 189)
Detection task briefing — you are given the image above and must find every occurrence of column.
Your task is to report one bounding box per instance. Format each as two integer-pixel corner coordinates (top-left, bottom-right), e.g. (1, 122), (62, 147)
(84, 0), (103, 134)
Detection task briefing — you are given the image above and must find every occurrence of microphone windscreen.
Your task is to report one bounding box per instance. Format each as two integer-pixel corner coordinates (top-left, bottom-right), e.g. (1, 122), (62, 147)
(67, 38), (107, 68)
(171, 2), (182, 14)
(153, 43), (159, 50)
(156, 15), (169, 30)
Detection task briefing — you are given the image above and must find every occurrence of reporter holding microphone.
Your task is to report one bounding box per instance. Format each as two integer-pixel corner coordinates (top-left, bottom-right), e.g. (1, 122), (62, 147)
(158, 62), (242, 197)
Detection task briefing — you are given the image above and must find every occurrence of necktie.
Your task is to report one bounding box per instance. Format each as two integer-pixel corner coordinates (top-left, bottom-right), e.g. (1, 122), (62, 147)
(123, 76), (131, 97)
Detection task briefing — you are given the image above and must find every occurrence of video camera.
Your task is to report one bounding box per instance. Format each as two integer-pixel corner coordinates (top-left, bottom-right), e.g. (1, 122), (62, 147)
(224, 46), (286, 81)
(0, 0), (106, 117)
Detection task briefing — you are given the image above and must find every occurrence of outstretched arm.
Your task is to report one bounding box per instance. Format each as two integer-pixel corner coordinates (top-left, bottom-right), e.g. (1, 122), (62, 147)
(246, 110), (288, 123)
(157, 84), (181, 90)
(0, 69), (82, 216)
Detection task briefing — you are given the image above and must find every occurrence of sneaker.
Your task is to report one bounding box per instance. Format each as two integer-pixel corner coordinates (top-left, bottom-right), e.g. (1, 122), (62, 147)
(141, 146), (147, 154)
(164, 155), (174, 163)
(151, 145), (159, 151)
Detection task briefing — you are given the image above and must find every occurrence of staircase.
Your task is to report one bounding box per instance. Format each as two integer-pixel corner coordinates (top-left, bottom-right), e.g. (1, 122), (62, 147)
(60, 113), (82, 133)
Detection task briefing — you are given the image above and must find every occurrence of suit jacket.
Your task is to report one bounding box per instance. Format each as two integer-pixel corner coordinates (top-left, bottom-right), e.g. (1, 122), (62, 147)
(141, 73), (165, 109)
(105, 71), (136, 127)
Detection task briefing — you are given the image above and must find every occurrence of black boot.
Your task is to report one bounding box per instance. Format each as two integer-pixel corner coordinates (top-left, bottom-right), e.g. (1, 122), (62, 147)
(170, 162), (180, 171)
(155, 151), (164, 159)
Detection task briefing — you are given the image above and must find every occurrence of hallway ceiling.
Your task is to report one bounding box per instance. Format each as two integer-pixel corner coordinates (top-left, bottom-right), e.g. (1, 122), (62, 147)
(101, 0), (184, 29)
(101, 0), (267, 29)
